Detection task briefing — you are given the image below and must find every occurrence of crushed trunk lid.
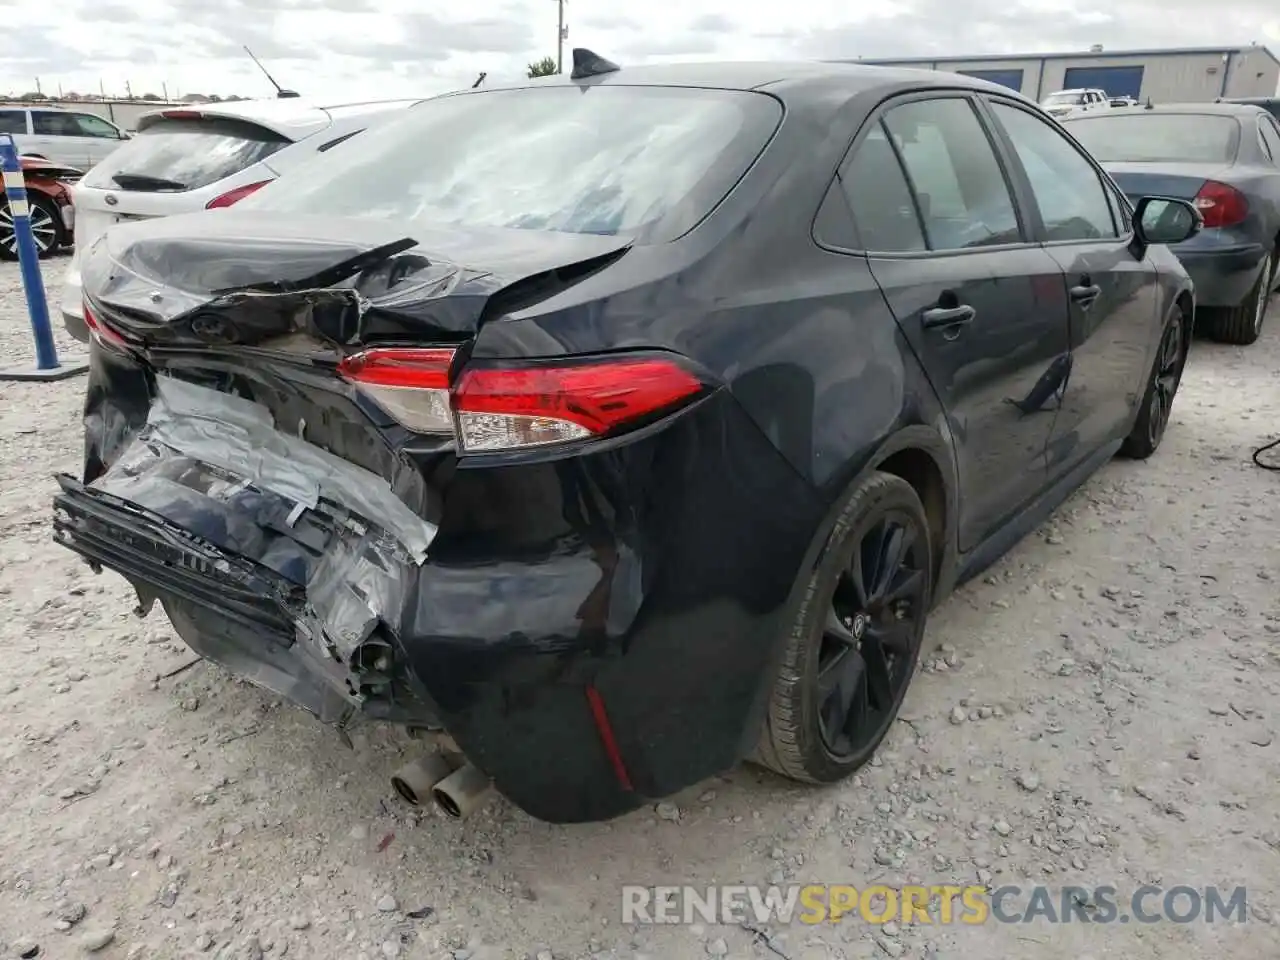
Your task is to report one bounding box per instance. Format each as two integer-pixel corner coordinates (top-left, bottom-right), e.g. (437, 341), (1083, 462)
(80, 208), (632, 343)
(57, 210), (632, 726)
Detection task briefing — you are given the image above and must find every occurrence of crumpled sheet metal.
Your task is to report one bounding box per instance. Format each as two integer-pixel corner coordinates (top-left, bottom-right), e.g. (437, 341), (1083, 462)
(90, 376), (437, 672)
(143, 375), (435, 562)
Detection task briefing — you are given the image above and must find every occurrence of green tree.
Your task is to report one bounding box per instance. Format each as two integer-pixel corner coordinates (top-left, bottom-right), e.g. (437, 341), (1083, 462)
(527, 56), (558, 78)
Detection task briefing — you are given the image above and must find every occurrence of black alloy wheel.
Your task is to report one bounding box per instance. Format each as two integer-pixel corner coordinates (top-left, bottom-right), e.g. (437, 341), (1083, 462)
(753, 471), (932, 784)
(1120, 304), (1187, 460)
(1144, 312), (1184, 452)
(816, 508), (929, 759)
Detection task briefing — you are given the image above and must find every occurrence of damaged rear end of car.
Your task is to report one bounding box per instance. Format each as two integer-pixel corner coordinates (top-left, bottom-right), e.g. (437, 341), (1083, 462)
(53, 209), (667, 812)
(51, 74), (823, 825)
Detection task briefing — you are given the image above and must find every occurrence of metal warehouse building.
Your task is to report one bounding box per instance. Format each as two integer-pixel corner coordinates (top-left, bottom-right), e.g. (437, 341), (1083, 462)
(845, 45), (1280, 104)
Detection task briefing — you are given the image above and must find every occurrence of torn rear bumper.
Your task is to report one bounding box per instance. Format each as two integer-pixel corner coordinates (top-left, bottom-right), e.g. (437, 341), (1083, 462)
(58, 357), (829, 823)
(53, 476), (436, 727)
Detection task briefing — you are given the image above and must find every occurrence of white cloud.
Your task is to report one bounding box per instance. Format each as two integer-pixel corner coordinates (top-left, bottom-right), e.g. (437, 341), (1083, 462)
(0, 0), (1277, 101)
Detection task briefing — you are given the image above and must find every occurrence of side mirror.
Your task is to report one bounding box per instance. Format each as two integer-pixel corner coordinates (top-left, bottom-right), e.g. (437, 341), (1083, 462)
(1132, 196), (1203, 246)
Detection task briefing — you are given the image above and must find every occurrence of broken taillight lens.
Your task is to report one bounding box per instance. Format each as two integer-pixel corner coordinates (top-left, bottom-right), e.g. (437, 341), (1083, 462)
(337, 347), (456, 435)
(338, 348), (707, 453)
(83, 301), (130, 353)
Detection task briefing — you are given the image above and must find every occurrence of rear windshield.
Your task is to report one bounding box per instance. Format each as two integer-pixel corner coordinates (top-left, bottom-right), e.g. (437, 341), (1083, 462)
(82, 118), (290, 192)
(238, 85), (782, 241)
(1064, 114), (1240, 163)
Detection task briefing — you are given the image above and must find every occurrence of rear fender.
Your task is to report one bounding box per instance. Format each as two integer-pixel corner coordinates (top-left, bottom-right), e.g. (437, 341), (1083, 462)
(733, 418), (957, 761)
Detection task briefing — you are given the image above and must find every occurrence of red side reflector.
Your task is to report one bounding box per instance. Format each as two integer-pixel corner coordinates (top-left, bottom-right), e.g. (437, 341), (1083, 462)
(206, 179), (273, 209)
(585, 685), (634, 792)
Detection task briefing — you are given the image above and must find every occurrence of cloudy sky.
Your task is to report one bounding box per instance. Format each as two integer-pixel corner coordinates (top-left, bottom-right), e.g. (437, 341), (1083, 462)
(2, 0), (1279, 101)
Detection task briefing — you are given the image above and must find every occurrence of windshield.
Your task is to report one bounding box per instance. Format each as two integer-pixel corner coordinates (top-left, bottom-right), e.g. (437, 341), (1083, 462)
(239, 85), (782, 240)
(1044, 93), (1086, 107)
(1064, 114), (1239, 163)
(82, 118), (290, 192)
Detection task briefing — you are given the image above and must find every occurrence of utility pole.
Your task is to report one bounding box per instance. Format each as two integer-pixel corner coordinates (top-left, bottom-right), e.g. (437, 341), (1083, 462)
(556, 0), (566, 74)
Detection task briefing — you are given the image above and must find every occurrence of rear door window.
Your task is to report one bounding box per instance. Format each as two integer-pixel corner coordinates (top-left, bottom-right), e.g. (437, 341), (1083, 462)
(82, 117), (291, 193)
(0, 110), (26, 134)
(881, 97), (1022, 250)
(838, 123), (926, 252)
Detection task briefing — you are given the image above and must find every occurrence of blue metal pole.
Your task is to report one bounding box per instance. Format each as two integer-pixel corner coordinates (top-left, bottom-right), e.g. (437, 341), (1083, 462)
(0, 133), (59, 370)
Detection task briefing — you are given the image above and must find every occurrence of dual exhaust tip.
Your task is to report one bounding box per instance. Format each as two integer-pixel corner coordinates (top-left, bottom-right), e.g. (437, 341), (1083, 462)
(391, 752), (493, 820)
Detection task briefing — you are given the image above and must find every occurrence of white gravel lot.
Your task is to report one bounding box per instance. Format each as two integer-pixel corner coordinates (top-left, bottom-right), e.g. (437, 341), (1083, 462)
(1, 254), (1278, 960)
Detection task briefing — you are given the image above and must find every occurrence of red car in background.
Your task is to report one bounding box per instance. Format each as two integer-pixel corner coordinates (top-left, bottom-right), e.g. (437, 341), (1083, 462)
(0, 155), (80, 260)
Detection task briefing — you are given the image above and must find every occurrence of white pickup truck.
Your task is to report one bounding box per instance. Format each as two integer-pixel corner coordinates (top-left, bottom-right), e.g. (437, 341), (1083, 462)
(1040, 88), (1111, 120)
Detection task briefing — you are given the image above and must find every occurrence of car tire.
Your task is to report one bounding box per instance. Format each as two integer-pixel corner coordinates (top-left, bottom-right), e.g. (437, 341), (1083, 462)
(752, 471), (932, 784)
(0, 193), (64, 262)
(1202, 251), (1273, 346)
(1120, 302), (1188, 460)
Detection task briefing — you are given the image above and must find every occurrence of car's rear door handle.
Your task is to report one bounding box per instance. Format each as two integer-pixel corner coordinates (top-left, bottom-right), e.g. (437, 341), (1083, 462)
(922, 304), (976, 329)
(1070, 283), (1102, 307)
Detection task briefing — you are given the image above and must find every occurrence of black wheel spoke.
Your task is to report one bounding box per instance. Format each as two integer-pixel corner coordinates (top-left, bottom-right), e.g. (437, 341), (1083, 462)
(1160, 325), (1181, 371)
(883, 567), (926, 607)
(867, 618), (914, 654)
(818, 645), (862, 738)
(823, 607), (854, 645)
(860, 637), (894, 711)
(816, 501), (929, 760)
(870, 523), (914, 602)
(848, 541), (871, 608)
(846, 668), (873, 738)
(832, 572), (861, 620)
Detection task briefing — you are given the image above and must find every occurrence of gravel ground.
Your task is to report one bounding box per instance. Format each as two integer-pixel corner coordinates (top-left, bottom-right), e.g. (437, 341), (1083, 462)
(1, 254), (1278, 960)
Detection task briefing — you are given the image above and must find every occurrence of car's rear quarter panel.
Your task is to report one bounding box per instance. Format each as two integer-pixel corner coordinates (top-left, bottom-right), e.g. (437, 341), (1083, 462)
(441, 80), (960, 817)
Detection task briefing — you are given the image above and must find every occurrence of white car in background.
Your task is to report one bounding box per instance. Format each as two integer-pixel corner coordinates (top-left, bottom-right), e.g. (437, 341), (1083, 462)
(1040, 88), (1111, 120)
(0, 105), (130, 168)
(61, 96), (426, 340)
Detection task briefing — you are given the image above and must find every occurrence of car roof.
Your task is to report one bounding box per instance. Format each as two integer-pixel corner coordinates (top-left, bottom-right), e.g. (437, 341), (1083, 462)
(1069, 102), (1266, 118)
(437, 59), (1026, 103)
(135, 96), (427, 140)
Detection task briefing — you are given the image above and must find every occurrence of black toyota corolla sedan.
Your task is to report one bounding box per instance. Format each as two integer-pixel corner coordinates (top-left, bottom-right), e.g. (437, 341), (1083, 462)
(53, 51), (1201, 824)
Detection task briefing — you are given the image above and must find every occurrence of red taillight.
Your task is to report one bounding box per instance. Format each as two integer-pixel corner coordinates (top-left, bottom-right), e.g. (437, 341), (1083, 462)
(82, 301), (129, 353)
(159, 110), (203, 120)
(452, 357), (705, 453)
(1192, 180), (1248, 228)
(337, 349), (706, 453)
(206, 179), (272, 209)
(337, 348), (456, 435)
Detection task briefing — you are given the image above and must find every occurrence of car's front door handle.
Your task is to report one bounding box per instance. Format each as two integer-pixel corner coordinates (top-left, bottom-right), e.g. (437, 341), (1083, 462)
(1070, 283), (1102, 307)
(922, 304), (977, 329)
